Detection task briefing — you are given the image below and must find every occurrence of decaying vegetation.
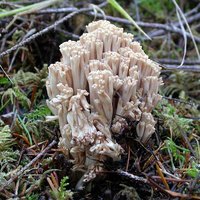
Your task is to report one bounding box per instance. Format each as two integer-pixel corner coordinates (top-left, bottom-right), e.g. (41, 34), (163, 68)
(0, 0), (200, 199)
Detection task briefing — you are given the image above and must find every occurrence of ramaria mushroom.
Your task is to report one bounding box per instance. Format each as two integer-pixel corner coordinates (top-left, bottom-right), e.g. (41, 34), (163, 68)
(46, 20), (163, 181)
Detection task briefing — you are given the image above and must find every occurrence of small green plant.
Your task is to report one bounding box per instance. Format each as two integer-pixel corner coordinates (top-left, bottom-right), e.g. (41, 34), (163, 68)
(20, 105), (52, 139)
(0, 77), (10, 85)
(0, 66), (50, 144)
(1, 86), (31, 109)
(13, 70), (41, 86)
(25, 105), (51, 121)
(0, 120), (19, 183)
(26, 193), (40, 200)
(164, 137), (200, 178)
(58, 176), (73, 200)
(154, 100), (193, 136)
(0, 67), (48, 112)
(0, 120), (12, 151)
(0, 120), (18, 164)
(48, 173), (73, 200)
(163, 137), (190, 170)
(186, 161), (200, 178)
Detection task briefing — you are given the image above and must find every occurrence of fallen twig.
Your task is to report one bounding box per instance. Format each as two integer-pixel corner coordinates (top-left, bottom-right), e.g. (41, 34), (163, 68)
(148, 12), (200, 38)
(162, 96), (196, 106)
(0, 2), (107, 58)
(160, 64), (200, 72)
(151, 176), (194, 183)
(37, 6), (78, 14)
(185, 3), (200, 17)
(32, 7), (200, 43)
(117, 170), (148, 183)
(84, 12), (200, 43)
(148, 176), (200, 199)
(157, 59), (200, 65)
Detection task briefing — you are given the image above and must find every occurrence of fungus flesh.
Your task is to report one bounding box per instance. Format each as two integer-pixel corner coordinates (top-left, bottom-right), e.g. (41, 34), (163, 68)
(46, 20), (162, 180)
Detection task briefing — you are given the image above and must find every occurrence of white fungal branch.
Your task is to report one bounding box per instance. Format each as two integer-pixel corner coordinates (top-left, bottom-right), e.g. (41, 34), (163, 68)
(67, 90), (96, 145)
(88, 70), (114, 123)
(46, 20), (162, 180)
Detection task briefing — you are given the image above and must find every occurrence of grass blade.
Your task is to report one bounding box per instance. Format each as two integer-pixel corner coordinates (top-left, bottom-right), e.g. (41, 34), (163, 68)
(0, 0), (61, 19)
(107, 0), (151, 40)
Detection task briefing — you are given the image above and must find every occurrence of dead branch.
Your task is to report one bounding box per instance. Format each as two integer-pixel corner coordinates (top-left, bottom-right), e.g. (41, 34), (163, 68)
(148, 13), (200, 38)
(157, 59), (200, 65)
(159, 64), (200, 72)
(117, 170), (148, 183)
(0, 2), (107, 58)
(85, 13), (200, 43)
(32, 5), (200, 43)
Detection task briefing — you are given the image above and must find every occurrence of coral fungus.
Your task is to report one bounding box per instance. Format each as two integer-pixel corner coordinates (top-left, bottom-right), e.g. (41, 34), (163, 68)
(46, 20), (162, 180)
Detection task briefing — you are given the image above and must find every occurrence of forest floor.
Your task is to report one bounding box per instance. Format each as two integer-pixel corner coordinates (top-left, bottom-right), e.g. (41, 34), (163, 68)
(0, 0), (200, 199)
